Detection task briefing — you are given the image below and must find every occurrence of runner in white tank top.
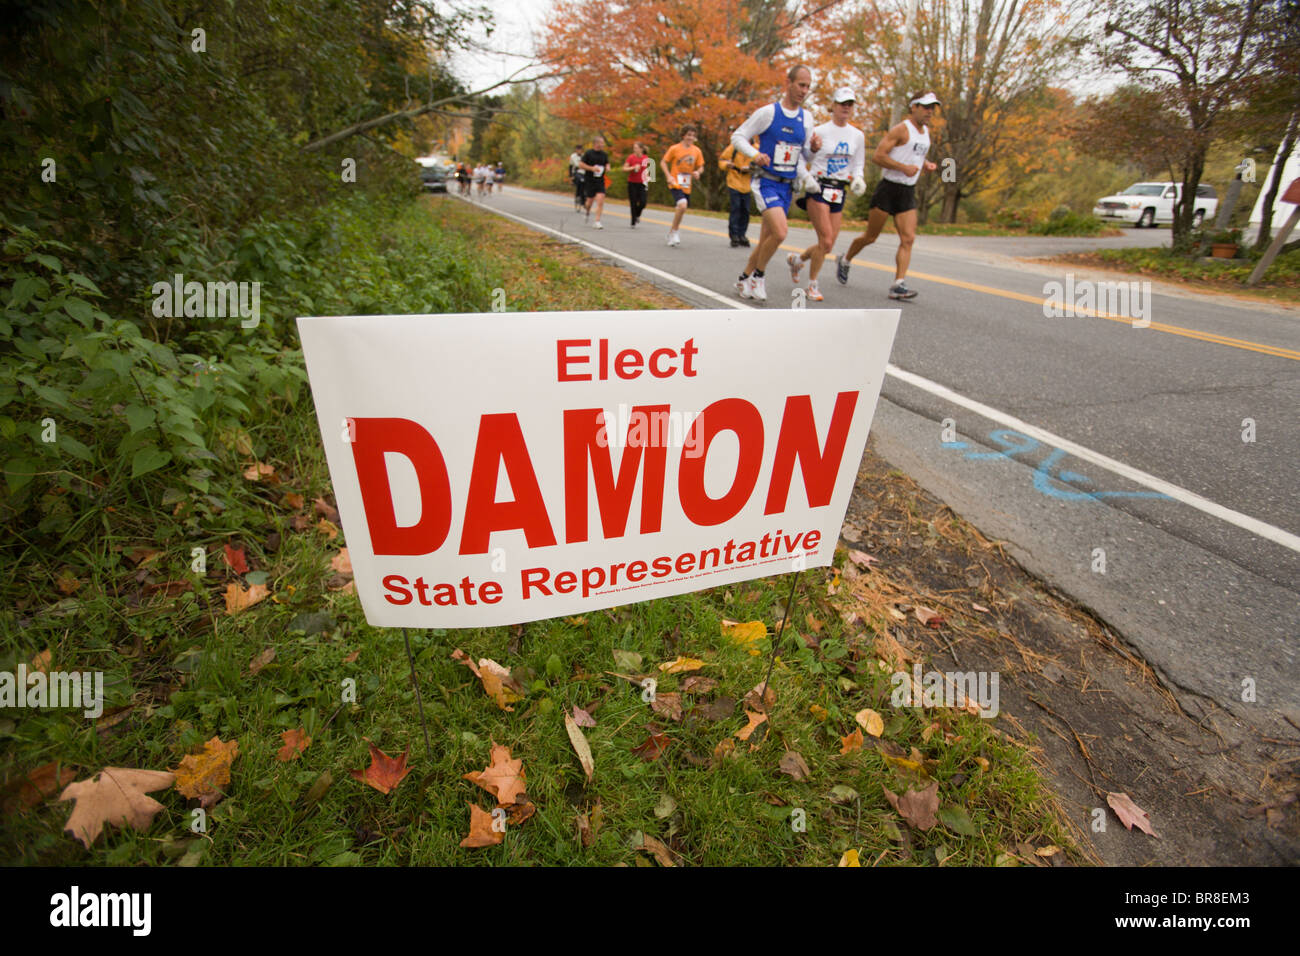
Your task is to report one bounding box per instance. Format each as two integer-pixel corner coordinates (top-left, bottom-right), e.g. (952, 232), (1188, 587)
(837, 91), (941, 300)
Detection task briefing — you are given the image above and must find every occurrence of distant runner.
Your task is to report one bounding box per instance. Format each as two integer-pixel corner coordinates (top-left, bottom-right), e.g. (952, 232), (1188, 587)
(730, 65), (822, 302)
(661, 128), (705, 247)
(718, 137), (757, 247)
(623, 142), (652, 228)
(568, 144), (585, 211)
(579, 135), (609, 229)
(786, 88), (866, 301)
(836, 91), (940, 300)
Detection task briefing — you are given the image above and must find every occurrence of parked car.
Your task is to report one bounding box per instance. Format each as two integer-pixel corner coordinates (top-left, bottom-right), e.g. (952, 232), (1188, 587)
(1092, 182), (1217, 228)
(419, 164), (448, 193)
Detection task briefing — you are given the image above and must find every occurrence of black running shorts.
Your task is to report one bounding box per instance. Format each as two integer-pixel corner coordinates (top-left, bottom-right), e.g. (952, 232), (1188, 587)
(870, 179), (916, 215)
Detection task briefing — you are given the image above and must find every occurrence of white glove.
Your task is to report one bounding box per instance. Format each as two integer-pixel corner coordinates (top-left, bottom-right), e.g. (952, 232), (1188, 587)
(798, 170), (820, 196)
(850, 175), (867, 197)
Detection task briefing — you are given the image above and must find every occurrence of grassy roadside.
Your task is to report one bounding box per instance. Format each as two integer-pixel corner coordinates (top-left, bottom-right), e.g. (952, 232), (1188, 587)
(1041, 247), (1300, 305)
(2, 196), (1078, 866)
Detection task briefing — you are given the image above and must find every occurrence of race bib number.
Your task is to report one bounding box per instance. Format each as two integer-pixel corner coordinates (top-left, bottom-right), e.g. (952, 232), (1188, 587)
(821, 186), (844, 204)
(593, 165), (604, 176)
(676, 173), (692, 187)
(773, 142), (800, 171)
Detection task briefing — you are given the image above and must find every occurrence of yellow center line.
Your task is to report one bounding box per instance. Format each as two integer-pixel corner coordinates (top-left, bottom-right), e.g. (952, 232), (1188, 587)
(500, 190), (1300, 362)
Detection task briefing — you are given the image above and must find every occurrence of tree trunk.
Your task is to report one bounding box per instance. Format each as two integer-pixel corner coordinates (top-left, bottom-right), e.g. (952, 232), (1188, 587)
(939, 182), (961, 222)
(1255, 114), (1298, 251)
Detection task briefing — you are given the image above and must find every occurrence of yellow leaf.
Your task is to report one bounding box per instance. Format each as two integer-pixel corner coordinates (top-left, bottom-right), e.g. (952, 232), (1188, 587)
(837, 849), (861, 867)
(720, 619), (766, 650)
(173, 737), (238, 801)
(809, 704), (828, 722)
(659, 656), (706, 674)
(563, 712), (595, 781)
(854, 708), (884, 737)
(224, 583), (269, 615)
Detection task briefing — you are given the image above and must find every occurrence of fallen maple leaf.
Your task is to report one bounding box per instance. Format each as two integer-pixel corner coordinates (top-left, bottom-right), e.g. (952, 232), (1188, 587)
(223, 543), (249, 574)
(735, 709), (768, 742)
(659, 655), (706, 674)
(2, 762), (76, 812)
(330, 548), (352, 576)
(838, 849), (862, 866)
(460, 802), (504, 848)
(564, 713), (595, 781)
(224, 582), (269, 615)
(1107, 791), (1160, 838)
(317, 518), (339, 539)
(452, 649), (525, 711)
(343, 649), (360, 664)
(571, 705), (597, 728)
(242, 462), (277, 482)
(277, 729), (311, 762)
(281, 492), (305, 511)
(632, 730), (673, 761)
(463, 743), (527, 804)
(847, 550), (878, 570)
(248, 647), (276, 675)
(55, 570), (81, 595)
(779, 750), (811, 781)
(59, 767), (174, 848)
(174, 737), (239, 807)
(350, 741), (411, 795)
(884, 781), (939, 831)
(854, 708), (884, 738)
(681, 675), (718, 694)
(839, 728), (864, 755)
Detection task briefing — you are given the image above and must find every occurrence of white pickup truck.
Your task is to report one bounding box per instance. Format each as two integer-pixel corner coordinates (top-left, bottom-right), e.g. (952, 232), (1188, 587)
(1092, 182), (1218, 228)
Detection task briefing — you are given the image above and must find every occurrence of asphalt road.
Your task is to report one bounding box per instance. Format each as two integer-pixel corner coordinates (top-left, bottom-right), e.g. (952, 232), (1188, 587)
(457, 186), (1300, 732)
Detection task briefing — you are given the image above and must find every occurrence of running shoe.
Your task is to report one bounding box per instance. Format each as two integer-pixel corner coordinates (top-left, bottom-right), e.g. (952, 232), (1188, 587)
(736, 275), (752, 298)
(739, 237), (751, 247)
(888, 281), (918, 300)
(667, 232), (680, 247)
(807, 282), (824, 302)
(593, 221), (603, 229)
(787, 252), (803, 283)
(836, 256), (851, 285)
(751, 275), (767, 302)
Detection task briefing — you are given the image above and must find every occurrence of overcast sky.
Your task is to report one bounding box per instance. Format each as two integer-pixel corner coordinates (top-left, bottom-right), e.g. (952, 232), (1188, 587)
(450, 0), (554, 93)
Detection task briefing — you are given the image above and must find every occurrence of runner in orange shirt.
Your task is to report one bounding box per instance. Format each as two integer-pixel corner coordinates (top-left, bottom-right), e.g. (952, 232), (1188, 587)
(661, 128), (705, 247)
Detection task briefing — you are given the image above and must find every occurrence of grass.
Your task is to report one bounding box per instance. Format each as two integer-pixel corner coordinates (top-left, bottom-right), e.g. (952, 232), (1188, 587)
(1043, 245), (1300, 305)
(1, 196), (1077, 866)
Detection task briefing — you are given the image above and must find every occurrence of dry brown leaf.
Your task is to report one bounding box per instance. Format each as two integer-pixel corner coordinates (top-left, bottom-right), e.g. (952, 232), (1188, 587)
(711, 738), (737, 765)
(276, 728), (311, 762)
(2, 762), (77, 812)
(248, 647), (276, 675)
(460, 802), (504, 848)
(55, 570), (81, 596)
(564, 713), (595, 781)
(649, 691), (683, 722)
(575, 813), (594, 847)
(914, 605), (945, 628)
(839, 728), (864, 755)
(637, 833), (677, 867)
(809, 704), (828, 722)
(464, 743), (527, 804)
(1107, 791), (1160, 838)
(742, 680), (776, 713)
(330, 548), (352, 576)
(681, 676), (718, 694)
(632, 730), (673, 762)
(873, 632), (912, 671)
(174, 737), (239, 805)
(224, 582), (269, 615)
(343, 649), (360, 664)
(778, 750), (811, 781)
(242, 462), (277, 482)
(316, 518), (339, 539)
(571, 705), (597, 728)
(58, 767), (174, 848)
(282, 492), (306, 511)
(28, 648), (51, 673)
(854, 708), (884, 737)
(884, 781), (939, 831)
(313, 497), (341, 523)
(350, 741), (411, 795)
(847, 549), (878, 569)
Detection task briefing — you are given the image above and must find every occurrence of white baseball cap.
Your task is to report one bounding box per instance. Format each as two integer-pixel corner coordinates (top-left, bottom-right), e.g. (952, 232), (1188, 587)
(910, 91), (941, 106)
(832, 87), (857, 104)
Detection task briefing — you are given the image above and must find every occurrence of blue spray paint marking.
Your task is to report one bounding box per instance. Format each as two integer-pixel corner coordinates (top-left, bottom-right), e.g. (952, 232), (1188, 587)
(949, 429), (1170, 502)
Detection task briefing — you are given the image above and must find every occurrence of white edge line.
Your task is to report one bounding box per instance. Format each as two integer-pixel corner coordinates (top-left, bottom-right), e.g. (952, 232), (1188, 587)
(462, 194), (1300, 555)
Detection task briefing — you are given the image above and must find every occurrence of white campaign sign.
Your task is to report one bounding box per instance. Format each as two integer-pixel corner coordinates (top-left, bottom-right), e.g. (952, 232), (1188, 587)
(297, 309), (899, 628)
